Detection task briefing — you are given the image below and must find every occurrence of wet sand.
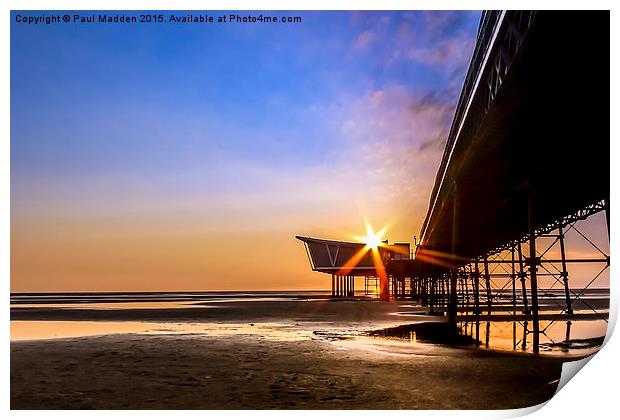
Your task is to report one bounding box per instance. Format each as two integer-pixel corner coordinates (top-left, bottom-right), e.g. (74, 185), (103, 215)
(10, 299), (577, 409)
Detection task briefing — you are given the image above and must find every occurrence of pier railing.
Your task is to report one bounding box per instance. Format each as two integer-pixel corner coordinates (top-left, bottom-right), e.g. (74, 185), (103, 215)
(420, 10), (536, 250)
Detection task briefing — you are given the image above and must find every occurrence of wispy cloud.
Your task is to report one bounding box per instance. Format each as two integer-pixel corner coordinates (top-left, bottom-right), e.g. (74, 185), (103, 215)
(350, 11), (477, 77)
(407, 34), (475, 67)
(339, 84), (455, 183)
(354, 30), (375, 49)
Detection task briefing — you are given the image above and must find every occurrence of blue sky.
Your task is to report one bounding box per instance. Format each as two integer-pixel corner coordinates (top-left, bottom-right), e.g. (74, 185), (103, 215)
(12, 11), (479, 171)
(11, 11), (483, 291)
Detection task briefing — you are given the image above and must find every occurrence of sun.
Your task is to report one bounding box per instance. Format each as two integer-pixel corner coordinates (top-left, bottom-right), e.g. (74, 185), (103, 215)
(364, 231), (382, 249)
(356, 224), (386, 249)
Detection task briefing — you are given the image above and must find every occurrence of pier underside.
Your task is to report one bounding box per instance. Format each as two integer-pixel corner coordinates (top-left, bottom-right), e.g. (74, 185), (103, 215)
(295, 11), (609, 354)
(402, 11), (610, 352)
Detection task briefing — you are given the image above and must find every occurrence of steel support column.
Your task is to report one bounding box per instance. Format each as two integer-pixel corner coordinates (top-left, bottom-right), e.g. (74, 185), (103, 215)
(483, 257), (492, 314)
(473, 262), (480, 315)
(517, 242), (530, 315)
(605, 197), (610, 237)
(380, 274), (389, 301)
(528, 195), (540, 353)
(511, 245), (517, 312)
(429, 279), (435, 313)
(558, 226), (573, 314)
(449, 182), (459, 330)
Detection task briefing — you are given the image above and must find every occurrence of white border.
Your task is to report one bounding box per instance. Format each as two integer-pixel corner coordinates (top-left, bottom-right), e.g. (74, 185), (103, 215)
(3, 2), (618, 419)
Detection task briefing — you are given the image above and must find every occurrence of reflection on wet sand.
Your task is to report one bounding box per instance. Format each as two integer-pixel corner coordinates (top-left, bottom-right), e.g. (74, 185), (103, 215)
(10, 321), (312, 342)
(458, 317), (606, 356)
(10, 301), (206, 310)
(10, 291), (608, 356)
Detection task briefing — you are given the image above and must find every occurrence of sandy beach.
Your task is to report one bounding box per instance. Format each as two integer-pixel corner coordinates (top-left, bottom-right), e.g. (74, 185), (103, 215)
(10, 297), (585, 409)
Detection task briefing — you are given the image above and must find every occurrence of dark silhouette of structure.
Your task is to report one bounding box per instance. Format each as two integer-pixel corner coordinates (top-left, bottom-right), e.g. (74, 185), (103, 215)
(298, 11), (610, 352)
(406, 10), (609, 352)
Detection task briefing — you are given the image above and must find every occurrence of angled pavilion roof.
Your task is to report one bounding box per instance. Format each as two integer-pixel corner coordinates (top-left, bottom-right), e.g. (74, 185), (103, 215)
(295, 236), (390, 276)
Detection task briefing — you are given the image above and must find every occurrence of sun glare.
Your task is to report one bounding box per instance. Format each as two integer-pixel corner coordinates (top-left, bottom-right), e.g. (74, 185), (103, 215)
(356, 224), (386, 249)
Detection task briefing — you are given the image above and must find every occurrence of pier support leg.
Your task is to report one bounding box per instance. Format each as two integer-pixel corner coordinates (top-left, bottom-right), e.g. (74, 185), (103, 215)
(511, 245), (517, 313)
(464, 268), (470, 308)
(528, 195), (540, 353)
(441, 277), (446, 308)
(449, 270), (458, 332)
(517, 242), (530, 314)
(331, 274), (335, 297)
(380, 275), (389, 301)
(485, 321), (490, 348)
(473, 262), (480, 315)
(484, 257), (492, 314)
(558, 226), (573, 315)
(429, 279), (435, 313)
(448, 181), (459, 331)
(350, 276), (355, 297)
(338, 275), (342, 297)
(605, 196), (610, 238)
(335, 275), (339, 297)
(463, 269), (468, 304)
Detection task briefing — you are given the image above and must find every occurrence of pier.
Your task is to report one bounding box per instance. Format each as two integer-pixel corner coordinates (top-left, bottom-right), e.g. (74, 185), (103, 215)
(297, 11), (610, 353)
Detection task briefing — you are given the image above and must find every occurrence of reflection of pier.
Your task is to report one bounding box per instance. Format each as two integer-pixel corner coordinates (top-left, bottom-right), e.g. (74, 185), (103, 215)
(297, 11), (609, 353)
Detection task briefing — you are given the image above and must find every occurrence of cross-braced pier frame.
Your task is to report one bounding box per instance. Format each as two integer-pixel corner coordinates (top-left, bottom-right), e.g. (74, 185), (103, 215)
(389, 199), (609, 352)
